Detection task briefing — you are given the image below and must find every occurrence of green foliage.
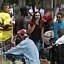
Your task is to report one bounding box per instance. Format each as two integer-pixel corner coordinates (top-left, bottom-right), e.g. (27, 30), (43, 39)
(6, 0), (19, 4)
(26, 0), (32, 6)
(26, 0), (42, 6)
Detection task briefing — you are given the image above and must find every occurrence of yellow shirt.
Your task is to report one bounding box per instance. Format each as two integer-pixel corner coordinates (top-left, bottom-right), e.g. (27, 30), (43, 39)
(0, 12), (12, 42)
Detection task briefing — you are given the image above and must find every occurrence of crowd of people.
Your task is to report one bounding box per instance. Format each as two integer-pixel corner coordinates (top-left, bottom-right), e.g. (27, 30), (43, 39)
(0, 2), (64, 64)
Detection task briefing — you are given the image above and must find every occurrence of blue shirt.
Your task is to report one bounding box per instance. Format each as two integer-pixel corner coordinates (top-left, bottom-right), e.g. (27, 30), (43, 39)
(54, 21), (64, 42)
(6, 37), (40, 64)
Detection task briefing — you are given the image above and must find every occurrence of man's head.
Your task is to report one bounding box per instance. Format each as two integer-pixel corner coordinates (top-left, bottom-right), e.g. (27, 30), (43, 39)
(1, 3), (9, 13)
(17, 29), (27, 40)
(57, 12), (64, 22)
(58, 28), (64, 37)
(20, 6), (29, 16)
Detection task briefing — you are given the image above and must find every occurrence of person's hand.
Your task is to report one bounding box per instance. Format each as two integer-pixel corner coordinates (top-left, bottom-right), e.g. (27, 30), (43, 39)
(5, 52), (8, 55)
(42, 18), (47, 22)
(46, 46), (52, 50)
(2, 24), (12, 30)
(8, 27), (13, 30)
(35, 19), (39, 25)
(0, 27), (3, 30)
(3, 26), (12, 30)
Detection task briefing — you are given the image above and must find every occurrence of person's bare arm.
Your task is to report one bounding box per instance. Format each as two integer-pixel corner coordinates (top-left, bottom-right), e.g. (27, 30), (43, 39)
(4, 22), (13, 30)
(41, 27), (45, 47)
(28, 24), (36, 34)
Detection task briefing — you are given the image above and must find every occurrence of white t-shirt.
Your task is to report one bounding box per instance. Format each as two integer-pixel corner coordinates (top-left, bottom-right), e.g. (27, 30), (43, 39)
(55, 35), (64, 45)
(40, 8), (44, 16)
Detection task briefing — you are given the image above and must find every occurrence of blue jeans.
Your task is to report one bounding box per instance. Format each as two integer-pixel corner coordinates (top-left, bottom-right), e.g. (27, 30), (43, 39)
(34, 40), (42, 52)
(34, 40), (47, 59)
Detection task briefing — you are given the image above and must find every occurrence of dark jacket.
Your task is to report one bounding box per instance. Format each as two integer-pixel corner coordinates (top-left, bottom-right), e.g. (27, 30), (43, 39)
(13, 16), (27, 36)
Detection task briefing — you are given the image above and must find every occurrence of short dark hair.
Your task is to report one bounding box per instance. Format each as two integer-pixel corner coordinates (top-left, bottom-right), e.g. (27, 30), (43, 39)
(20, 6), (28, 13)
(20, 6), (29, 16)
(58, 28), (64, 37)
(57, 11), (64, 17)
(1, 3), (9, 10)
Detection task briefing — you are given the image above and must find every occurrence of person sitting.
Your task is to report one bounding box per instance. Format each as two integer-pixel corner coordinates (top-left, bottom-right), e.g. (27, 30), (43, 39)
(5, 29), (40, 64)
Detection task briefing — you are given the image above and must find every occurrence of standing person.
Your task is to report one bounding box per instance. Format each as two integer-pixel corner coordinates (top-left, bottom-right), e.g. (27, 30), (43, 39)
(0, 3), (13, 51)
(43, 11), (53, 32)
(27, 11), (44, 58)
(13, 6), (29, 45)
(43, 11), (53, 47)
(54, 12), (64, 43)
(5, 29), (40, 64)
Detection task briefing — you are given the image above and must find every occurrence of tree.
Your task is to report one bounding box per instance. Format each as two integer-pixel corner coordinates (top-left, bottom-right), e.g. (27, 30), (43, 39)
(3, 0), (19, 4)
(0, 0), (3, 5)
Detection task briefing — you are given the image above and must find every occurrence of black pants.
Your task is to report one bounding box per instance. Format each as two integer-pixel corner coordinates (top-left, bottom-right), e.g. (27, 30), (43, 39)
(6, 53), (25, 64)
(57, 45), (64, 64)
(50, 44), (64, 64)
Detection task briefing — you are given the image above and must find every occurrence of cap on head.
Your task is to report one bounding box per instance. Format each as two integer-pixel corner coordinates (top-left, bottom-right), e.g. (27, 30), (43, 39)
(17, 29), (27, 36)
